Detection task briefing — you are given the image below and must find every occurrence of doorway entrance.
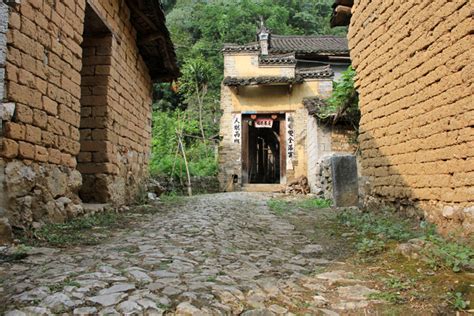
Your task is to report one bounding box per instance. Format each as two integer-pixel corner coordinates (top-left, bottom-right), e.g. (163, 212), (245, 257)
(78, 4), (113, 203)
(242, 114), (286, 184)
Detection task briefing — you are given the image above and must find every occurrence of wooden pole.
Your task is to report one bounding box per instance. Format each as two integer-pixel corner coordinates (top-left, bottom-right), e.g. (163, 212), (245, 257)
(177, 134), (192, 196)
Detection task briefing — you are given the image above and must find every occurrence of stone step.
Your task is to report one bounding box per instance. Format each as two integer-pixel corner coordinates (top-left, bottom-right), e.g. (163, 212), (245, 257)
(241, 184), (283, 192)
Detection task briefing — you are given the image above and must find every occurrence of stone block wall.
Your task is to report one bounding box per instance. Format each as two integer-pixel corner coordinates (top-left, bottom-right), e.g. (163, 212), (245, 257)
(348, 0), (473, 234)
(218, 84), (242, 190)
(0, 0), (153, 238)
(306, 115), (357, 194)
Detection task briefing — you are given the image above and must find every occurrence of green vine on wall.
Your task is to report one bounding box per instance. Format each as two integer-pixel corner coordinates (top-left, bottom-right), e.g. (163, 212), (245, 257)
(316, 66), (360, 129)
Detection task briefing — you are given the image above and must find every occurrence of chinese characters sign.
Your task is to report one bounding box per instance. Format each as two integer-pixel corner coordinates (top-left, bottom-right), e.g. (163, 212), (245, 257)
(255, 118), (273, 128)
(232, 113), (242, 145)
(286, 113), (295, 170)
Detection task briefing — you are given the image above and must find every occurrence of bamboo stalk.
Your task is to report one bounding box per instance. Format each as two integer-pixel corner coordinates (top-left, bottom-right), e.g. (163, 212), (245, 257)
(177, 133), (192, 196)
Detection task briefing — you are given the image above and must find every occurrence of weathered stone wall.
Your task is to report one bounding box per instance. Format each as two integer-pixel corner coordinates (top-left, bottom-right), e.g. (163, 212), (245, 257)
(306, 116), (357, 193)
(0, 0), (153, 237)
(1, 0), (86, 233)
(218, 83), (242, 190)
(348, 0), (473, 234)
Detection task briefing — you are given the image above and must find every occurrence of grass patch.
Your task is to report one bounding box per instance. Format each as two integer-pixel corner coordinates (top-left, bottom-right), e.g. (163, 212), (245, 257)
(0, 244), (31, 262)
(48, 278), (81, 292)
(267, 199), (289, 215)
(446, 291), (470, 311)
(21, 212), (124, 247)
(160, 193), (187, 205)
(422, 233), (474, 272)
(337, 209), (474, 272)
(268, 198), (332, 215)
(337, 209), (418, 256)
(369, 291), (404, 304)
(298, 198), (332, 209)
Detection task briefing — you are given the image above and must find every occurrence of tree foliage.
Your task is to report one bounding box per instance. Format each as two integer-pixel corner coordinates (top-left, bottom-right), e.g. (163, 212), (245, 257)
(150, 111), (217, 179)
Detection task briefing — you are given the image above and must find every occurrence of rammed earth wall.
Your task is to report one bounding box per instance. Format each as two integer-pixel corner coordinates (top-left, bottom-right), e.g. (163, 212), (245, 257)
(348, 0), (473, 234)
(0, 0), (155, 242)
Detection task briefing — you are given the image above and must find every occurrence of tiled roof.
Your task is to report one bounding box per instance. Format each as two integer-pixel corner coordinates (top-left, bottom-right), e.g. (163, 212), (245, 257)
(259, 53), (296, 65)
(296, 66), (334, 79)
(303, 97), (328, 115)
(223, 66), (333, 87)
(223, 35), (348, 55)
(270, 35), (348, 55)
(223, 76), (301, 87)
(222, 43), (259, 53)
(125, 0), (179, 81)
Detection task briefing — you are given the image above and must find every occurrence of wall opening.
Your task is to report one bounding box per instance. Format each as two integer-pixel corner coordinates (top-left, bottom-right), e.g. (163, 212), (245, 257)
(78, 4), (113, 203)
(242, 114), (282, 184)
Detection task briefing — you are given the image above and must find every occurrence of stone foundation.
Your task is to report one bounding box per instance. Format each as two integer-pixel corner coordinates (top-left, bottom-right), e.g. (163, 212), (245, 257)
(0, 160), (83, 230)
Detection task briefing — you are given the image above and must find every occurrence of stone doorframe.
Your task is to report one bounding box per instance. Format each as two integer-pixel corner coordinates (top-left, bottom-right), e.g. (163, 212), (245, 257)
(240, 113), (287, 185)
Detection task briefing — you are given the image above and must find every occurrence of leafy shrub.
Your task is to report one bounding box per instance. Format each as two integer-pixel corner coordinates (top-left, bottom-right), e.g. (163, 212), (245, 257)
(356, 237), (385, 255)
(337, 210), (417, 242)
(268, 198), (333, 215)
(316, 66), (360, 127)
(422, 234), (474, 272)
(150, 111), (218, 179)
(298, 198), (332, 209)
(446, 292), (469, 310)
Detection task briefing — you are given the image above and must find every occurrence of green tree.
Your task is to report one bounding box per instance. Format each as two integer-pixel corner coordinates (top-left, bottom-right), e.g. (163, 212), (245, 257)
(179, 57), (213, 139)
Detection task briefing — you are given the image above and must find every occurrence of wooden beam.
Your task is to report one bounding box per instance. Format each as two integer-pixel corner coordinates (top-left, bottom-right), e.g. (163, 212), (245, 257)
(126, 0), (158, 31)
(331, 5), (352, 27)
(335, 5), (352, 15)
(138, 33), (165, 45)
(335, 0), (354, 7)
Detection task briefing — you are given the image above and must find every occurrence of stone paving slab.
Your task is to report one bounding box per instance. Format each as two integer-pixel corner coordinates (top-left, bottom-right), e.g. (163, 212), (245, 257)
(0, 193), (381, 315)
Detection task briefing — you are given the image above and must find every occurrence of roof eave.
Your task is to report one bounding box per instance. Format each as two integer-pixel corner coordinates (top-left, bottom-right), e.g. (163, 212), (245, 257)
(125, 0), (179, 82)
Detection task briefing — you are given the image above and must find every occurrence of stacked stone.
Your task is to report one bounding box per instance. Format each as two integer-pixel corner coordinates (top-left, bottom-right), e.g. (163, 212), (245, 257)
(349, 0), (473, 233)
(317, 157), (333, 201)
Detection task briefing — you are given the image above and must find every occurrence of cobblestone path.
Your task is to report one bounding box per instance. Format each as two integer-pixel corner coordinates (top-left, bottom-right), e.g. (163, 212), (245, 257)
(1, 193), (384, 315)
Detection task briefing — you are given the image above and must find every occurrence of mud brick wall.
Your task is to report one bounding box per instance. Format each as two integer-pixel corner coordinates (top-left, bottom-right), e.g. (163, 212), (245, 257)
(0, 2), (7, 102)
(85, 0), (153, 205)
(0, 0), (153, 238)
(331, 126), (357, 153)
(77, 34), (114, 202)
(348, 0), (473, 234)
